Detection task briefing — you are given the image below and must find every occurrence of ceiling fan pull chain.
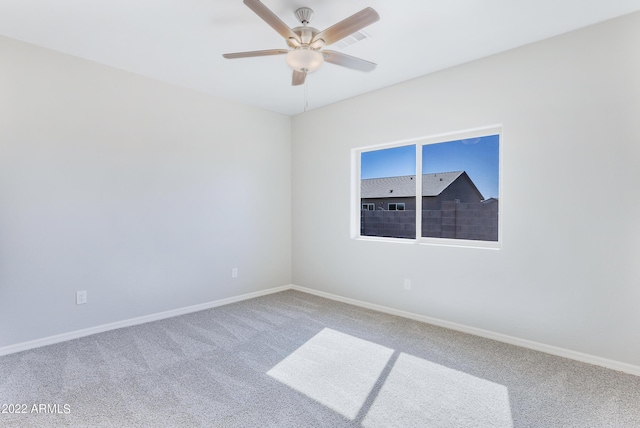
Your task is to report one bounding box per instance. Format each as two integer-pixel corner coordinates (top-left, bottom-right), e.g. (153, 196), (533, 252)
(304, 80), (309, 112)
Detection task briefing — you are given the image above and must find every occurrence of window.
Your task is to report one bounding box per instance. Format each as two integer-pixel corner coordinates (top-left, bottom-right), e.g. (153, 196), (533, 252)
(353, 127), (501, 248)
(359, 145), (416, 239)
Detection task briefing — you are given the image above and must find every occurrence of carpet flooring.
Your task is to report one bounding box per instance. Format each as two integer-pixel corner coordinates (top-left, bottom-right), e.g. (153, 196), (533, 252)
(1, 290), (639, 427)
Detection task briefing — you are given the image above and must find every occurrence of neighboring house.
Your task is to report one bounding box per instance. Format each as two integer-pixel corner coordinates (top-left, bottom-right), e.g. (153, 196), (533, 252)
(361, 171), (484, 210)
(361, 171), (498, 241)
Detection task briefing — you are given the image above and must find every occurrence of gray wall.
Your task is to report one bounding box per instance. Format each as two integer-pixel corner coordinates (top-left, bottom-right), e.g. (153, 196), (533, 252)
(0, 36), (292, 348)
(292, 13), (640, 367)
(423, 201), (499, 241)
(361, 210), (416, 239)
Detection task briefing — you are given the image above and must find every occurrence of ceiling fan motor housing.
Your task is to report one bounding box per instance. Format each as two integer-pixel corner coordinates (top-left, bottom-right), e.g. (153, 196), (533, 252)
(289, 26), (320, 47)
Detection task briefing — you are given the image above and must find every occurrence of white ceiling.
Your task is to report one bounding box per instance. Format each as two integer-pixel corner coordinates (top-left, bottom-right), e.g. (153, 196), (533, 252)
(1, 0), (639, 116)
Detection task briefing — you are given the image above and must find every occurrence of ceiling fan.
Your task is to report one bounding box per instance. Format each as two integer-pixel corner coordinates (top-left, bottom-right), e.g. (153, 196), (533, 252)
(222, 0), (380, 86)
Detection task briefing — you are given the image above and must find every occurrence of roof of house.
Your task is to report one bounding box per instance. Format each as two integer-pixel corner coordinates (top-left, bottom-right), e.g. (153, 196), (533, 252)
(361, 171), (466, 198)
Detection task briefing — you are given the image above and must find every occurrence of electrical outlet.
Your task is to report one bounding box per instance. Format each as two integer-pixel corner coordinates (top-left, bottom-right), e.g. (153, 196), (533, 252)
(232, 267), (238, 278)
(404, 278), (412, 290)
(76, 290), (87, 305)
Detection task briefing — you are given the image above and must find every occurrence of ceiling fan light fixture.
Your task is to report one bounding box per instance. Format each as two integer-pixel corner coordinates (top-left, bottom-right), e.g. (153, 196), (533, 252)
(286, 48), (324, 73)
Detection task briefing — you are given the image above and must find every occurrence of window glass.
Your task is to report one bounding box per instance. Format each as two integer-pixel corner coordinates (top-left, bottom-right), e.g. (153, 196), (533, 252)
(360, 145), (416, 239)
(421, 135), (499, 241)
(355, 129), (500, 247)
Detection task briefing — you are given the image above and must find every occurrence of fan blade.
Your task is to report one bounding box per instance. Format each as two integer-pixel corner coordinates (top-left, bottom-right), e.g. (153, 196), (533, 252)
(243, 0), (300, 42)
(323, 50), (376, 72)
(223, 49), (288, 59)
(292, 70), (307, 86)
(312, 7), (379, 46)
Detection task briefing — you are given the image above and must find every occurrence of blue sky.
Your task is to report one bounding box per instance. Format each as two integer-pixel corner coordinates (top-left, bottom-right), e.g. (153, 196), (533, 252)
(360, 134), (499, 199)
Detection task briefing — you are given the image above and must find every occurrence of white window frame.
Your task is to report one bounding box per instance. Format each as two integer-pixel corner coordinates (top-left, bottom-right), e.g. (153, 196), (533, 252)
(351, 125), (503, 250)
(388, 203), (405, 211)
(362, 203), (375, 211)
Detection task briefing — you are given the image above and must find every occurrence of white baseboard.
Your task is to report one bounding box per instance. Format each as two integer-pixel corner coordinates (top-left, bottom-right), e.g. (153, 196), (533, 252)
(0, 285), (291, 357)
(4, 283), (639, 377)
(290, 284), (640, 377)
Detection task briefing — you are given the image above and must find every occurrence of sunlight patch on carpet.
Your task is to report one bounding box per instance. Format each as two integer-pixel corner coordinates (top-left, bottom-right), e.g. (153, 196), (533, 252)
(266, 328), (394, 419)
(267, 327), (513, 427)
(362, 352), (513, 428)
